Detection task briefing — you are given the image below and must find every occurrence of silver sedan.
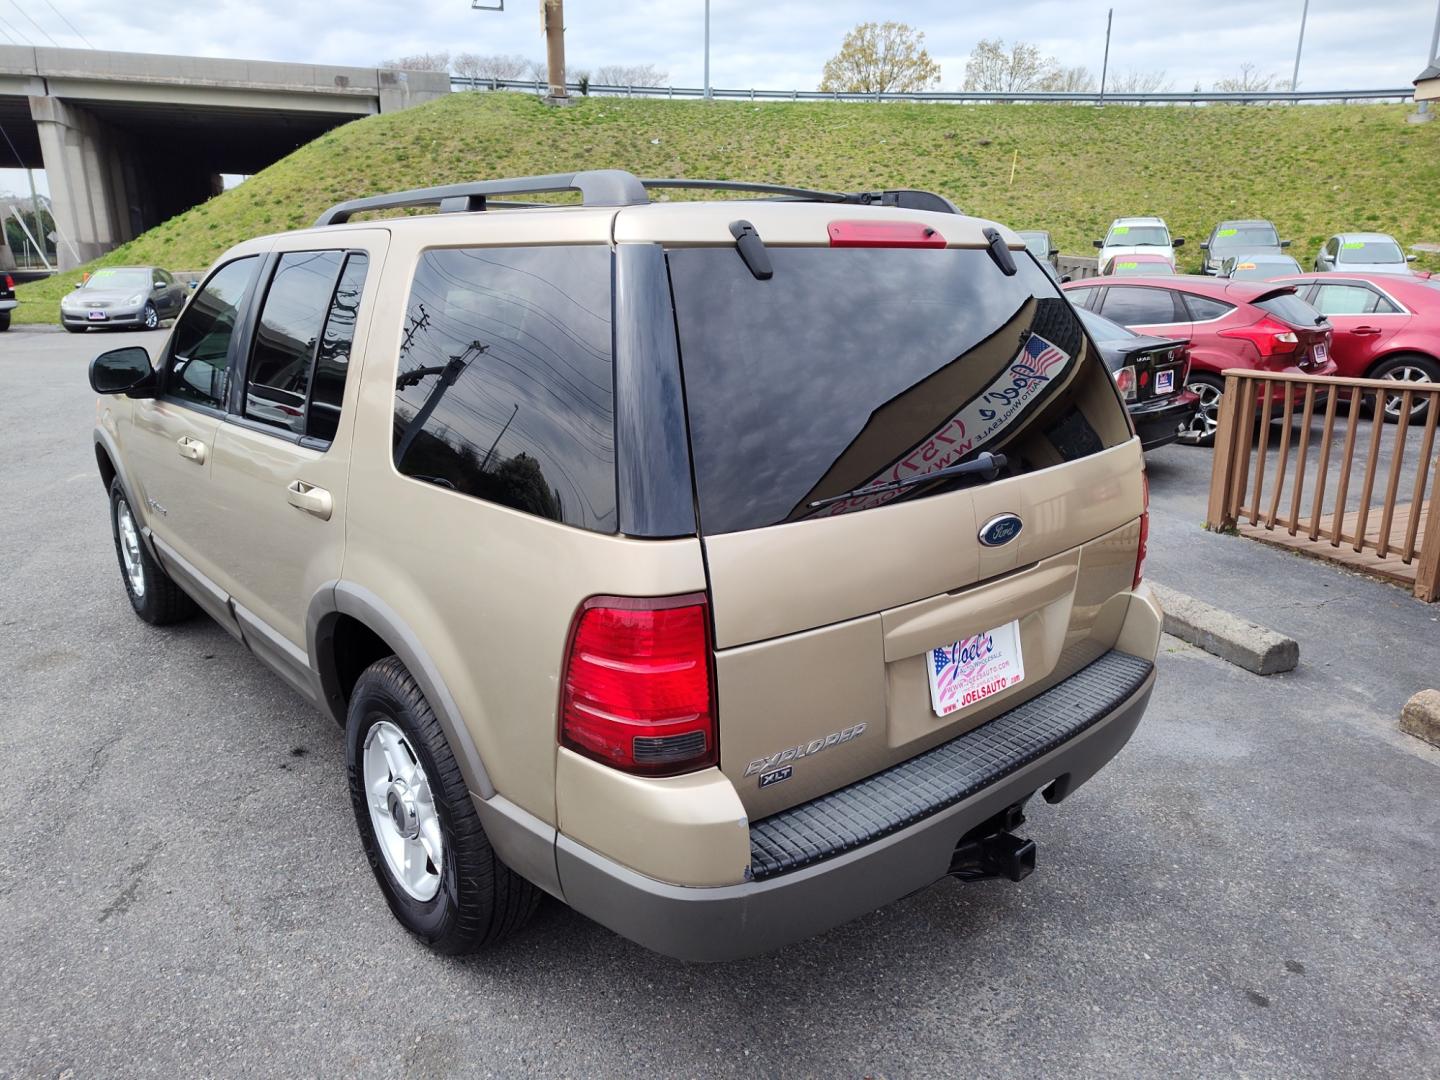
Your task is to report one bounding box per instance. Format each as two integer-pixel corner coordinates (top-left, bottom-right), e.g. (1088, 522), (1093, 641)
(60, 266), (187, 333)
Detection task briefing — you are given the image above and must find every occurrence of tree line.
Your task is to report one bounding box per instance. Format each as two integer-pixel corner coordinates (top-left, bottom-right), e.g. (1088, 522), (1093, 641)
(379, 51), (667, 90)
(819, 22), (1282, 95)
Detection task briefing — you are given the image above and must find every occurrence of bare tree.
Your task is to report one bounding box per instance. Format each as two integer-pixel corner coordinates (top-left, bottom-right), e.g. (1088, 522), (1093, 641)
(962, 38), (1054, 93)
(1036, 64), (1097, 93)
(453, 53), (531, 82)
(818, 21), (942, 93)
(527, 57), (550, 83)
(379, 51), (451, 73)
(1213, 63), (1278, 92)
(1106, 68), (1173, 94)
(594, 63), (668, 87)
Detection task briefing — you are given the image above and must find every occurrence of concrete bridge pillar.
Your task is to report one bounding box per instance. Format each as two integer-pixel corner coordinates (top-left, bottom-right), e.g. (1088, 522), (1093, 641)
(29, 96), (138, 271)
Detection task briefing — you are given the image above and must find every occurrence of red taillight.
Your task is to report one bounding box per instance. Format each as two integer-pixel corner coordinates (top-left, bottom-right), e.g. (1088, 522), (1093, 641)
(3, 274), (12, 289)
(560, 594), (716, 775)
(828, 220), (945, 248)
(1114, 365), (1137, 401)
(1134, 473), (1149, 590)
(1218, 317), (1300, 361)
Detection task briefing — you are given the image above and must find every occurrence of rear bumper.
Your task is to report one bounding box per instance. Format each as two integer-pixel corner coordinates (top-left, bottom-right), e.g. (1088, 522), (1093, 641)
(558, 639), (1159, 962)
(1129, 391), (1200, 450)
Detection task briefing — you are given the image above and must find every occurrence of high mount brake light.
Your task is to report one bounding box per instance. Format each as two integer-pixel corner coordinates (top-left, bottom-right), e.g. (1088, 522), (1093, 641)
(828, 220), (946, 248)
(560, 594), (717, 776)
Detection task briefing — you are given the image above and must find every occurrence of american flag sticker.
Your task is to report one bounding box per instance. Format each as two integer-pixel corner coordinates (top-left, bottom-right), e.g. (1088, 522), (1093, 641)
(926, 620), (1026, 718)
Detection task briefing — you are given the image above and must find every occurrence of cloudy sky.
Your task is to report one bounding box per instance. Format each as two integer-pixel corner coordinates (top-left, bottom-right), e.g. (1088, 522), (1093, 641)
(2, 0), (1438, 196)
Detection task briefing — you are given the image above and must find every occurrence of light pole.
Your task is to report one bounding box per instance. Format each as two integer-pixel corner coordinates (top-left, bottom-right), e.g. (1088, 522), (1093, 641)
(1098, 8), (1112, 105)
(1291, 0), (1310, 93)
(703, 0), (711, 100)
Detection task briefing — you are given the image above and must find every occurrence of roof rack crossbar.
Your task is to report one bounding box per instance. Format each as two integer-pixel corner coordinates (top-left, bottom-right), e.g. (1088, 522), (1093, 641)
(315, 169), (648, 225)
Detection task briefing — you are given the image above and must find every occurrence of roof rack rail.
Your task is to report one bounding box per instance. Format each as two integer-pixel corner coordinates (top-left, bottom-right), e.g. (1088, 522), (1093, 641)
(314, 169), (647, 225)
(314, 170), (959, 226)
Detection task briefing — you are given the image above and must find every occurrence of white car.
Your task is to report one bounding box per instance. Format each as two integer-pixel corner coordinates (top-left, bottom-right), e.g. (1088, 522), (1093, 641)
(1314, 232), (1418, 277)
(1094, 217), (1184, 274)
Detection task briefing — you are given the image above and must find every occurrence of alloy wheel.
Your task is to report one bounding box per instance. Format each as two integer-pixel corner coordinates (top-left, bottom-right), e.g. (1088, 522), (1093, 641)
(363, 719), (444, 902)
(116, 498), (146, 598)
(1178, 380), (1221, 445)
(1378, 365), (1432, 422)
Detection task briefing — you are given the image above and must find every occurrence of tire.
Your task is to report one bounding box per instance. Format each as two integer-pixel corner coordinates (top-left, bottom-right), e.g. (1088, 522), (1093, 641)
(1367, 354), (1439, 425)
(64, 322), (85, 333)
(108, 478), (197, 625)
(140, 302), (159, 331)
(1177, 372), (1224, 448)
(346, 656), (539, 954)
(0, 310), (10, 331)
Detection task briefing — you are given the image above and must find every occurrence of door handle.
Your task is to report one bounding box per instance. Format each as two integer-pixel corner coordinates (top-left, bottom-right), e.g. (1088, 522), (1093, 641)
(176, 435), (207, 464)
(286, 479), (333, 521)
(1353, 326), (1382, 336)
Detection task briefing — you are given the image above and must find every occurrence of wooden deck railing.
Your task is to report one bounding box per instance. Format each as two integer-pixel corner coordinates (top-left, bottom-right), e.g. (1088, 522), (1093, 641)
(1205, 369), (1440, 602)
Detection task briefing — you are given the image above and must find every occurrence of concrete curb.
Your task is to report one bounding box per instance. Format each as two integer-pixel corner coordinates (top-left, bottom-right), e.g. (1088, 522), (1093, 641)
(1399, 690), (1440, 748)
(1151, 583), (1299, 675)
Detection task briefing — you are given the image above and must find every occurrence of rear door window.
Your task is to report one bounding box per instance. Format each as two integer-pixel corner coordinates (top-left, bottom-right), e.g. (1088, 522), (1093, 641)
(165, 257), (259, 410)
(245, 251), (345, 436)
(392, 245), (616, 533)
(1100, 286), (1179, 325)
(668, 247), (1128, 535)
(1182, 294), (1235, 321)
(1312, 284), (1388, 316)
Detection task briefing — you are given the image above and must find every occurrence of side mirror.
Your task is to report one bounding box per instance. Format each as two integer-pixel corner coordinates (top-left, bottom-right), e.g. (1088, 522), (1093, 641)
(1173, 238), (1186, 248)
(89, 346), (158, 398)
(1092, 239), (1103, 249)
(1049, 247), (1059, 257)
(73, 282), (83, 290)
(153, 280), (166, 290)
(1280, 239), (1292, 248)
(1406, 254), (1417, 263)
(1060, 274), (1073, 284)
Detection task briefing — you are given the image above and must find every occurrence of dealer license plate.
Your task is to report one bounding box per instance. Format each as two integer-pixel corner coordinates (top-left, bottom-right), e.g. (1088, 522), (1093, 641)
(925, 621), (1026, 718)
(1155, 368), (1175, 395)
(87, 310), (107, 321)
(1314, 343), (1328, 364)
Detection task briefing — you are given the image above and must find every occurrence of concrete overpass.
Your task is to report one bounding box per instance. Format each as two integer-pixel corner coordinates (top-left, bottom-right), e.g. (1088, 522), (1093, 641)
(0, 45), (449, 269)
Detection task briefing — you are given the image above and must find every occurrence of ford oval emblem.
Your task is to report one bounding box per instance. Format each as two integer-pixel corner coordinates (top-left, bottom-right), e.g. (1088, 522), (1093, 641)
(978, 513), (1023, 547)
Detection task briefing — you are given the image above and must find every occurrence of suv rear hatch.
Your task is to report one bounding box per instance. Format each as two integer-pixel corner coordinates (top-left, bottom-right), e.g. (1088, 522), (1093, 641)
(667, 240), (1145, 818)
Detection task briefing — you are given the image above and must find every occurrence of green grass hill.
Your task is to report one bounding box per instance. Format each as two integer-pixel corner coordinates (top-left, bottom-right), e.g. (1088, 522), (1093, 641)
(13, 91), (1440, 323)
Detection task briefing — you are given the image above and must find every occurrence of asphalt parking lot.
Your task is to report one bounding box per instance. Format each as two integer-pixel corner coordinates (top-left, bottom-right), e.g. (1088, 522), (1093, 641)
(2, 327), (1438, 1078)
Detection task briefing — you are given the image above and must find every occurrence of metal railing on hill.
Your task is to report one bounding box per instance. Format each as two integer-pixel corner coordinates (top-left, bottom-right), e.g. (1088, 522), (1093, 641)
(451, 77), (1415, 106)
(1206, 370), (1440, 602)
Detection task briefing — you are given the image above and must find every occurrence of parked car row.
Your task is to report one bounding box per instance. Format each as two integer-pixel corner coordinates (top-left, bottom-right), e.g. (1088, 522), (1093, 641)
(1016, 216), (1438, 444)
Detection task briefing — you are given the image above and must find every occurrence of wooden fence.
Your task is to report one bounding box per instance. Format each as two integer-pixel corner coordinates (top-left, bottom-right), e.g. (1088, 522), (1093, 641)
(1205, 370), (1440, 602)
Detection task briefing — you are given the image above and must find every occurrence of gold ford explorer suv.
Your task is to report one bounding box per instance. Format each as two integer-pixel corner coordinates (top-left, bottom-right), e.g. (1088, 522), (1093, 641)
(88, 171), (1162, 961)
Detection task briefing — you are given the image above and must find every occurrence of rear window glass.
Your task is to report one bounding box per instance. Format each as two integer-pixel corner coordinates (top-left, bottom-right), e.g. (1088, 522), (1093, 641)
(392, 246), (615, 532)
(1183, 295), (1235, 321)
(1255, 291), (1325, 326)
(669, 247), (1128, 535)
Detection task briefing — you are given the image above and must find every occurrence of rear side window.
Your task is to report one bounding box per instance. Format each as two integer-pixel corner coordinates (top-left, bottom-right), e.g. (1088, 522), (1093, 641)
(166, 256), (259, 409)
(392, 246), (615, 533)
(1255, 292), (1325, 327)
(1100, 286), (1178, 325)
(245, 251), (344, 435)
(669, 247), (1128, 535)
(309, 253), (369, 442)
(1182, 295), (1234, 321)
(1311, 284), (1398, 317)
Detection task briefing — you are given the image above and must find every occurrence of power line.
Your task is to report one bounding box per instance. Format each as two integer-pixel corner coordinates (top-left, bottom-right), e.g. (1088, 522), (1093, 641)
(38, 0), (94, 48)
(0, 16), (30, 45)
(4, 0), (60, 47)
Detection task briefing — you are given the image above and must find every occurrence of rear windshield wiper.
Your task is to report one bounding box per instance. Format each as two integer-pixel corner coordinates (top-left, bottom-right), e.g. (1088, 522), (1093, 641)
(808, 451), (1008, 509)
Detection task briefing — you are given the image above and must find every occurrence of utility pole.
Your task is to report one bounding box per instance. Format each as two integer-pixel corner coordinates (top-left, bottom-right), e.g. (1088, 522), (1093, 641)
(1098, 8), (1113, 106)
(703, 0), (711, 100)
(541, 0), (568, 104)
(25, 168), (45, 265)
(1291, 0), (1310, 93)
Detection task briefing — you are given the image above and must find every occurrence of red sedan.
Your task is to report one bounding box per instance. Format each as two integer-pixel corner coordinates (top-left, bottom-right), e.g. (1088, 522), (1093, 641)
(1268, 272), (1440, 423)
(1063, 275), (1335, 445)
